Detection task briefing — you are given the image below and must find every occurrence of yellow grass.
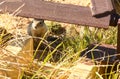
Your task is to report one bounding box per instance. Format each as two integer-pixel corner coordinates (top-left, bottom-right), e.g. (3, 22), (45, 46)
(0, 0), (118, 79)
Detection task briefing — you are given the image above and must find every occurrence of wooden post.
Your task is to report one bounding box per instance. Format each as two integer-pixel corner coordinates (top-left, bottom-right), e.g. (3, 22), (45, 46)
(117, 19), (120, 59)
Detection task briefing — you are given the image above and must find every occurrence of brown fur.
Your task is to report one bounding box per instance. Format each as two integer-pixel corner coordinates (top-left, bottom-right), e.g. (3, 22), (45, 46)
(27, 19), (48, 37)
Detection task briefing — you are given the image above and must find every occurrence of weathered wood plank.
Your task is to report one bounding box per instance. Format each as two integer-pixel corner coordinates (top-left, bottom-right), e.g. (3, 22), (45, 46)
(0, 0), (112, 28)
(91, 0), (113, 17)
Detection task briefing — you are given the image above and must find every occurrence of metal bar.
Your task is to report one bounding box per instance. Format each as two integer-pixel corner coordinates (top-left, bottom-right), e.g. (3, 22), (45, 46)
(0, 0), (112, 28)
(117, 19), (120, 59)
(91, 0), (113, 17)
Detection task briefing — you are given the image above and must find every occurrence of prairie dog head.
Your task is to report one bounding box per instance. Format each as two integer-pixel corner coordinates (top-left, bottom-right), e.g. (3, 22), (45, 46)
(32, 19), (45, 30)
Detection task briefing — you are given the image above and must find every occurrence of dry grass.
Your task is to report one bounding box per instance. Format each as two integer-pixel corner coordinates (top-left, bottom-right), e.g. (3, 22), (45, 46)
(0, 13), (95, 79)
(0, 15), (118, 79)
(0, 13), (31, 34)
(0, 0), (119, 79)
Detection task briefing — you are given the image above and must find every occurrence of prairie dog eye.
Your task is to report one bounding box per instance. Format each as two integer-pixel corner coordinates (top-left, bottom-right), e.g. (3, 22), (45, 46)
(39, 21), (43, 25)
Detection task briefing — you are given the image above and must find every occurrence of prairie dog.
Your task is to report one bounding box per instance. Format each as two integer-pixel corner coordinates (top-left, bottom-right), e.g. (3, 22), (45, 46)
(27, 19), (48, 37)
